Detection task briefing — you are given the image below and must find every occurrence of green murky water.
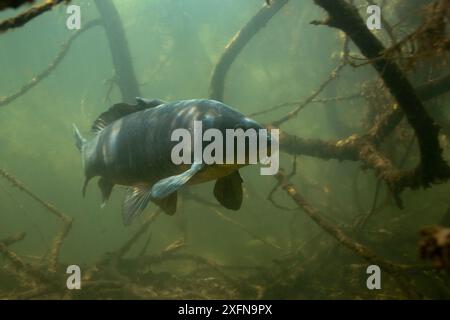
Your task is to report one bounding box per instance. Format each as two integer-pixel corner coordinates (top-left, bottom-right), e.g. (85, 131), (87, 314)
(0, 0), (449, 299)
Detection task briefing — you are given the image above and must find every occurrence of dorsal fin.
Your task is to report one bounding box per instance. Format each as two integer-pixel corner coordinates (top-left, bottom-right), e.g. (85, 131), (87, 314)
(91, 102), (141, 134)
(136, 97), (165, 108)
(91, 97), (166, 134)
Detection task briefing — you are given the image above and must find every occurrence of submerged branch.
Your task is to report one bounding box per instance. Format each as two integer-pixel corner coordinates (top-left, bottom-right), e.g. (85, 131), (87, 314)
(279, 129), (434, 200)
(115, 211), (160, 261)
(251, 72), (450, 119)
(276, 0), (450, 202)
(94, 0), (141, 103)
(0, 232), (26, 246)
(271, 62), (346, 127)
(313, 0), (450, 188)
(279, 131), (358, 161)
(209, 0), (289, 101)
(47, 218), (72, 273)
(135, 251), (257, 294)
(0, 168), (71, 221)
(371, 73), (450, 143)
(0, 168), (73, 273)
(210, 207), (284, 251)
(0, 19), (102, 108)
(248, 94), (363, 118)
(274, 169), (428, 298)
(0, 242), (55, 286)
(0, 0), (68, 34)
(416, 74), (450, 102)
(0, 1), (36, 11)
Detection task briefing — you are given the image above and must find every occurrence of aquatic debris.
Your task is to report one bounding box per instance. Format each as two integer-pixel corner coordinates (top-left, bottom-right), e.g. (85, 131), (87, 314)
(383, 0), (450, 70)
(273, 169), (430, 299)
(314, 0), (450, 190)
(420, 225), (450, 272)
(207, 0), (447, 205)
(0, 168), (73, 273)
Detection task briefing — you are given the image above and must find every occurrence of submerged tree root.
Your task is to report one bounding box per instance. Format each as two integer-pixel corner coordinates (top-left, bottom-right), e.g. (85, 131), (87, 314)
(313, 0), (450, 189)
(1, 2), (141, 107)
(272, 169), (434, 299)
(208, 0), (450, 204)
(0, 168), (72, 280)
(0, 172), (261, 299)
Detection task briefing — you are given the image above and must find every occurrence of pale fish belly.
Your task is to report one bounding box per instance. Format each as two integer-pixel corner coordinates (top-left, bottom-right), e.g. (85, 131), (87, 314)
(187, 163), (245, 185)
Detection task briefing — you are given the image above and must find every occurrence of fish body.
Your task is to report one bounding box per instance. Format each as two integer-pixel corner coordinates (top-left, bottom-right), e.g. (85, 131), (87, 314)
(74, 98), (266, 225)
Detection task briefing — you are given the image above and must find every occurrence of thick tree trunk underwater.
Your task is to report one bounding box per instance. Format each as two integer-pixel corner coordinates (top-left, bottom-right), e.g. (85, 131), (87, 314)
(94, 0), (140, 103)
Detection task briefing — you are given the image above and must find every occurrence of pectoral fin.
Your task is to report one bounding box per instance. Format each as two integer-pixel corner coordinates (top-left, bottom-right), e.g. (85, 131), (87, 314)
(214, 170), (243, 210)
(122, 185), (152, 226)
(150, 163), (204, 200)
(152, 192), (177, 216)
(82, 177), (91, 198)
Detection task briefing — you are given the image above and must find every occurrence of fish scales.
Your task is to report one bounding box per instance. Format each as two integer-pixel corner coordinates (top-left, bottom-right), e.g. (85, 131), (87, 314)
(86, 99), (245, 184)
(74, 98), (267, 224)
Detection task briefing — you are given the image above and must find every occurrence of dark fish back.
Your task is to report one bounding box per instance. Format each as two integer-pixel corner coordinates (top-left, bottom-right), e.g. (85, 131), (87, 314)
(86, 99), (241, 185)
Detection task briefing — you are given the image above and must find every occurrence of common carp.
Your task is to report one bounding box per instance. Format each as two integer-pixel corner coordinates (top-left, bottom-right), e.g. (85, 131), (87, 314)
(73, 98), (274, 225)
